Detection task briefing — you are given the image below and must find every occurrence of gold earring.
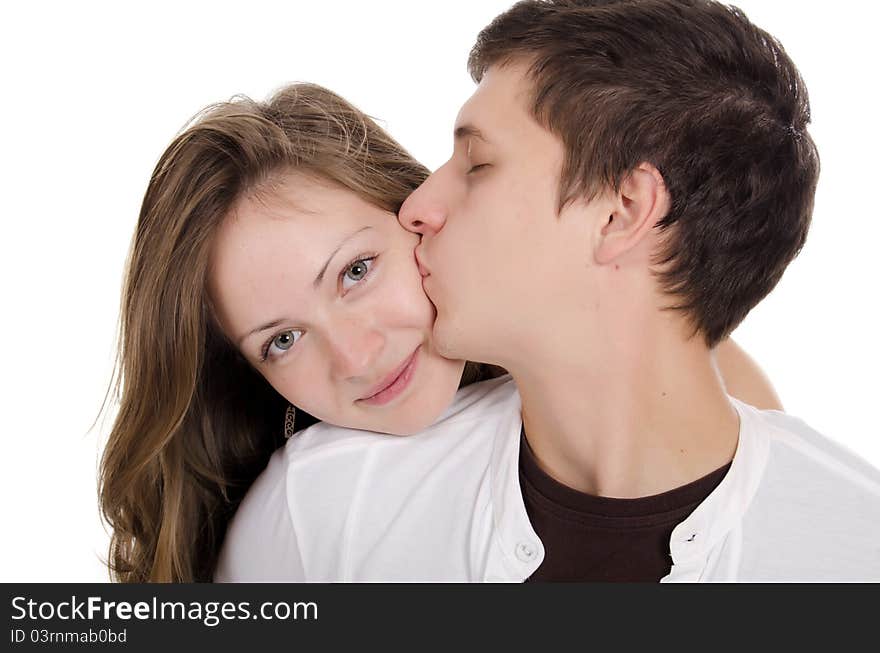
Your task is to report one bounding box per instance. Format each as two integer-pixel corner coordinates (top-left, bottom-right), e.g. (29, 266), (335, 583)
(284, 405), (297, 439)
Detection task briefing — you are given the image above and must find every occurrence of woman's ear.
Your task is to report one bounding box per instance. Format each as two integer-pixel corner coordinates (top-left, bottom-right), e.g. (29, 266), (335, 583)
(594, 163), (670, 265)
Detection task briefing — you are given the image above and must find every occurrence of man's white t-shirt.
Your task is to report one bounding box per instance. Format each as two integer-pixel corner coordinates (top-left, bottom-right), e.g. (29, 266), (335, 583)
(214, 375), (880, 582)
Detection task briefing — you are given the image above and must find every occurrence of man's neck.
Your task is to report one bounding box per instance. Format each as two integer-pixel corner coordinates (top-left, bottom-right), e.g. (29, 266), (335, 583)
(509, 323), (739, 499)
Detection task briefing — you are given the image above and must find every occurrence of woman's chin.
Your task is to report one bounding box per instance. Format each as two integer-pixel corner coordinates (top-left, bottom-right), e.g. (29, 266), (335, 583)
(365, 357), (465, 436)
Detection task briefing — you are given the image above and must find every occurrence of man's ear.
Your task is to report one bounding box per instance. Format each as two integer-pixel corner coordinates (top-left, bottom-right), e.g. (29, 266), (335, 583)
(594, 163), (670, 265)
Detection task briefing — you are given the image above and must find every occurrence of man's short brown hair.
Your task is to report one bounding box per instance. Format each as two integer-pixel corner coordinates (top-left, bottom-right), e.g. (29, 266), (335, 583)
(469, 0), (820, 346)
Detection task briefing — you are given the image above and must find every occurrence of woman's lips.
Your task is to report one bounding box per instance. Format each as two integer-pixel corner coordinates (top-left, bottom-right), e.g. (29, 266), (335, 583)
(358, 346), (421, 406)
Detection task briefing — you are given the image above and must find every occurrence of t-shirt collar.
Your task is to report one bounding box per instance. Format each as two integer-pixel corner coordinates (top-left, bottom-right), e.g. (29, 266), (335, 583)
(663, 398), (771, 581)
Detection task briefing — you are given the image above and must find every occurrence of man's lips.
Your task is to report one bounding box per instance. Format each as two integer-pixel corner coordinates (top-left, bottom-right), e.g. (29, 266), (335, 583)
(358, 347), (420, 402)
(414, 244), (430, 277)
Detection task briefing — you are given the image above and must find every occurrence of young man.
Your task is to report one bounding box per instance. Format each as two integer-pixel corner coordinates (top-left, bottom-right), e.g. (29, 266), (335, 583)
(216, 0), (879, 583)
(398, 0), (880, 580)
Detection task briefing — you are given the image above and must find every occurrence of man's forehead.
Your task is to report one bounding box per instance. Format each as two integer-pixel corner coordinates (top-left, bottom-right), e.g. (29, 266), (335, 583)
(454, 62), (533, 137)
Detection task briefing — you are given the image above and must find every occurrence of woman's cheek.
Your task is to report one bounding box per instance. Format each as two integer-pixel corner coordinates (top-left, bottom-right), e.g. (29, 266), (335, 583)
(265, 353), (326, 417)
(373, 257), (435, 328)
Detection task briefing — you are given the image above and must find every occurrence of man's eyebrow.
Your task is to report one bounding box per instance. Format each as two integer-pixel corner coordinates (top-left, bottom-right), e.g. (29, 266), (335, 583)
(236, 225), (373, 348)
(454, 124), (488, 142)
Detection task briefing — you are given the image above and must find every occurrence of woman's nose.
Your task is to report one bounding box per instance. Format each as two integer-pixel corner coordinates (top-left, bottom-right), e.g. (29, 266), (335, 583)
(326, 322), (385, 381)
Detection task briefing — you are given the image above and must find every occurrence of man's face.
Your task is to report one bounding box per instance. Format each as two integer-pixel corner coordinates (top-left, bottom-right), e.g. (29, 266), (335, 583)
(399, 62), (610, 367)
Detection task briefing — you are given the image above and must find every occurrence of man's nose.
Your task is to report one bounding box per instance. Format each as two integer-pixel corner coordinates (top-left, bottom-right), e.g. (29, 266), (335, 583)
(326, 320), (385, 381)
(398, 171), (448, 237)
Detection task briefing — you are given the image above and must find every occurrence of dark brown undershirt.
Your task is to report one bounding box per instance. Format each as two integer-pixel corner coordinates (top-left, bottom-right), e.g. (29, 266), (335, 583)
(520, 432), (731, 582)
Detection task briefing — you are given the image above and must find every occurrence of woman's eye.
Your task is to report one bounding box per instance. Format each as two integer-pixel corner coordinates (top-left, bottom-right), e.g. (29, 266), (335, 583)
(262, 329), (302, 362)
(273, 330), (300, 351)
(341, 257), (375, 291)
(467, 163), (490, 175)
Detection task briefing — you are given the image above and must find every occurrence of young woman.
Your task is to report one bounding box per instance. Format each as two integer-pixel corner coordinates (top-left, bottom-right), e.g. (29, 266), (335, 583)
(100, 83), (780, 582)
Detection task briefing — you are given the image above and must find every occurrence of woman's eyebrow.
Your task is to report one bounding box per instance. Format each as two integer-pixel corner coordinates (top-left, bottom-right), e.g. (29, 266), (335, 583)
(238, 318), (285, 348)
(313, 225), (373, 288)
(237, 225), (374, 348)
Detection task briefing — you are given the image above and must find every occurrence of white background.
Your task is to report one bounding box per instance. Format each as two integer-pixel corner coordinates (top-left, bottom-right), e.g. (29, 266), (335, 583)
(1, 1), (877, 581)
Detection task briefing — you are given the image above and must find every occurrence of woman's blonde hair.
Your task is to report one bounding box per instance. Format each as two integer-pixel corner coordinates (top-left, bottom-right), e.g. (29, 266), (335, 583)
(100, 83), (495, 582)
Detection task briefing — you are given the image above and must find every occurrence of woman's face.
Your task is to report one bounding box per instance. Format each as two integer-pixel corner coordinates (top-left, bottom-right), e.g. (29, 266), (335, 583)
(208, 172), (465, 435)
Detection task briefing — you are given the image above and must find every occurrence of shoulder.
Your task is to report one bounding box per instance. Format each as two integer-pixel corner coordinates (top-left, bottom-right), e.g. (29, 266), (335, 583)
(442, 372), (520, 419)
(283, 373), (519, 461)
(748, 404), (880, 492)
(735, 401), (880, 578)
(215, 375), (520, 581)
(274, 375), (520, 496)
(213, 447), (304, 582)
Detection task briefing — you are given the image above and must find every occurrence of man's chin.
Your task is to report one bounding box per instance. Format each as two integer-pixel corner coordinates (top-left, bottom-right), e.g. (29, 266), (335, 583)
(431, 313), (468, 361)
